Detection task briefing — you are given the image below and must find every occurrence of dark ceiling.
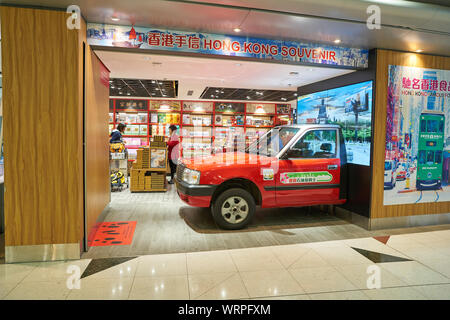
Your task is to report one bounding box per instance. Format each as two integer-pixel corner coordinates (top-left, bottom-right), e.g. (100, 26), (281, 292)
(109, 78), (178, 98)
(200, 87), (297, 102)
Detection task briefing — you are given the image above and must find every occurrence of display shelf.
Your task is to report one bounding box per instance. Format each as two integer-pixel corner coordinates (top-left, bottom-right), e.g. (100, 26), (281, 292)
(110, 98), (293, 157)
(123, 135), (147, 138)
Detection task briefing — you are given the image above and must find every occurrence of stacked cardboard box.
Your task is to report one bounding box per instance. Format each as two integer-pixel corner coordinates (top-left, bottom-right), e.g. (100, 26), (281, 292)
(150, 135), (167, 148)
(151, 172), (165, 190)
(130, 144), (167, 192)
(144, 175), (152, 189)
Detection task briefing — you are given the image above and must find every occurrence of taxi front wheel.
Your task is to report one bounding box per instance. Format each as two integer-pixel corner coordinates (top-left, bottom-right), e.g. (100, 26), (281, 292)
(211, 188), (255, 230)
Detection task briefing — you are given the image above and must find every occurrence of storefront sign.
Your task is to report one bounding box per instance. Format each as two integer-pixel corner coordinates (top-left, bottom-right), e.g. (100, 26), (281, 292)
(87, 23), (368, 69)
(384, 65), (450, 206)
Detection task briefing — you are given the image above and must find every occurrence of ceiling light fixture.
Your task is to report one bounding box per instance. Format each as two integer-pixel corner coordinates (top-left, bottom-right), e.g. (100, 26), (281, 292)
(111, 16), (120, 22)
(415, 49), (423, 53)
(334, 39), (341, 44)
(233, 27), (241, 33)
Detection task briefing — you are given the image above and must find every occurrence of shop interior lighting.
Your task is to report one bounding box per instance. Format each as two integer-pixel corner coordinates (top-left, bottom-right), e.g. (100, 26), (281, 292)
(111, 17), (120, 22)
(334, 39), (341, 44)
(233, 28), (241, 33)
(415, 49), (423, 53)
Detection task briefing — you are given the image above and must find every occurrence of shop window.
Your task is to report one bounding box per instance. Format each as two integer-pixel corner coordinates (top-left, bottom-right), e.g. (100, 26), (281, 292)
(435, 150), (443, 164)
(419, 150), (426, 165)
(427, 150), (435, 163)
(420, 120), (427, 132)
(427, 120), (438, 133)
(439, 120), (444, 133)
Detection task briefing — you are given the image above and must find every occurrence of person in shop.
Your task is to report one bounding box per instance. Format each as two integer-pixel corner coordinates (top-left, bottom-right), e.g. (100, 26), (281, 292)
(110, 123), (126, 143)
(168, 124), (180, 184)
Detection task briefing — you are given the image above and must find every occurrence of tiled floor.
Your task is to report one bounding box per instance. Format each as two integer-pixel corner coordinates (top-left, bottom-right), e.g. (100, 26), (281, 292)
(1, 229), (450, 300)
(82, 186), (450, 259)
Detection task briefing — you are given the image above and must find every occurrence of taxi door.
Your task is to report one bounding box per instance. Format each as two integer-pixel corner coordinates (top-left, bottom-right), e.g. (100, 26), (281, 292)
(275, 128), (341, 207)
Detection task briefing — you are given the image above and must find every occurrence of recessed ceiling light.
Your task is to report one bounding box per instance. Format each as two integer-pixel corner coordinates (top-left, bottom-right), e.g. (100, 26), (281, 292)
(246, 96), (251, 99)
(294, 93), (298, 96)
(151, 80), (156, 83)
(111, 86), (115, 89)
(111, 17), (120, 22)
(233, 27), (241, 33)
(127, 93), (131, 95)
(211, 95), (215, 97)
(334, 39), (341, 44)
(415, 49), (423, 53)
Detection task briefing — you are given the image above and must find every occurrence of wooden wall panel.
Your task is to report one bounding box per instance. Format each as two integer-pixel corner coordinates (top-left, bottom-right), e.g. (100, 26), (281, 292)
(1, 7), (84, 245)
(371, 49), (450, 219)
(85, 47), (111, 247)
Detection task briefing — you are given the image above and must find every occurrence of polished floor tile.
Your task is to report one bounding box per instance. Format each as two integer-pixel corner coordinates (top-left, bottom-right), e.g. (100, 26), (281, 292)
(309, 290), (370, 300)
(187, 251), (237, 275)
(81, 257), (138, 279)
(362, 287), (428, 300)
(379, 261), (450, 286)
(254, 294), (310, 300)
(67, 277), (133, 300)
(4, 280), (71, 300)
(313, 246), (373, 266)
(188, 272), (249, 300)
(135, 253), (187, 277)
(334, 264), (407, 290)
(418, 257), (450, 279)
(0, 263), (36, 285)
(229, 247), (284, 272)
(289, 266), (358, 294)
(128, 275), (189, 300)
(412, 284), (450, 300)
(286, 249), (330, 269)
(82, 258), (138, 280)
(240, 269), (305, 298)
(21, 260), (91, 283)
(0, 282), (17, 300)
(269, 244), (312, 269)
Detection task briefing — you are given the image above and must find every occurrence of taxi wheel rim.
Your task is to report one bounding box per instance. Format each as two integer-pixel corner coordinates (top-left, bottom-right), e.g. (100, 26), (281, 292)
(221, 196), (249, 224)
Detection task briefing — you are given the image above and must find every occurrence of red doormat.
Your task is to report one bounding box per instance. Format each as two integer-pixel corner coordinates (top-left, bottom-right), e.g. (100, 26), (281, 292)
(90, 221), (137, 247)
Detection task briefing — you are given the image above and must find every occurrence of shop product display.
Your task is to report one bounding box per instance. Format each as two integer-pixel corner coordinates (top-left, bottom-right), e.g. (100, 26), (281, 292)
(110, 98), (293, 159)
(183, 101), (213, 112)
(139, 125), (148, 136)
(130, 136), (168, 192)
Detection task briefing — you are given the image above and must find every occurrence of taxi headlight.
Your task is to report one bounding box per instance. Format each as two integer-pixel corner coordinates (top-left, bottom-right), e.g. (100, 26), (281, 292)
(182, 168), (201, 185)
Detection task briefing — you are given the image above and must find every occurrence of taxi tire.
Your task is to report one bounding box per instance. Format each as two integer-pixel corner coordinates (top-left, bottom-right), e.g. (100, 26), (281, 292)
(211, 188), (255, 230)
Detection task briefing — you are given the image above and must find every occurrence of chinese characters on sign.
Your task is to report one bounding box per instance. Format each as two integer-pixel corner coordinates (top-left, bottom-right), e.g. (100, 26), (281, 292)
(86, 23), (369, 69)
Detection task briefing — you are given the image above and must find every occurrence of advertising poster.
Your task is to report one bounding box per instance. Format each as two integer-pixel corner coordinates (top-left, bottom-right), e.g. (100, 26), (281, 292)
(297, 81), (373, 166)
(384, 65), (450, 205)
(87, 23), (368, 69)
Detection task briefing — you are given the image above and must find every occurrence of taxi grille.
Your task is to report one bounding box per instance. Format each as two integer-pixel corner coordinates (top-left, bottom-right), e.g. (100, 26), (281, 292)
(176, 164), (186, 180)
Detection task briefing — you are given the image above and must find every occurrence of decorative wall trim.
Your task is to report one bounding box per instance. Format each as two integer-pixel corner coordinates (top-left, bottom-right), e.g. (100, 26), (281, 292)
(369, 212), (450, 230)
(5, 243), (81, 263)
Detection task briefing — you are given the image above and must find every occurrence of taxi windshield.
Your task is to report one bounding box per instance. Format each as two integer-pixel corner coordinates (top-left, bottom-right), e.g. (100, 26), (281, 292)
(246, 127), (299, 157)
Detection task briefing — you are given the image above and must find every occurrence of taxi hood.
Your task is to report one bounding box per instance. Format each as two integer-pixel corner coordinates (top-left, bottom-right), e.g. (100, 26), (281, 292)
(179, 152), (274, 171)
